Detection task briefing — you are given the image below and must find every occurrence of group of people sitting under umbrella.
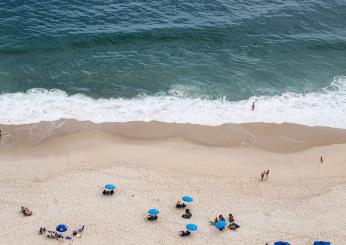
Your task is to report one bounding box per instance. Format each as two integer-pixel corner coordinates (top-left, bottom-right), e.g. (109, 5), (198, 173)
(147, 209), (159, 221)
(102, 183), (116, 195)
(180, 223), (197, 237)
(178, 196), (193, 219)
(21, 203), (85, 241)
(209, 213), (240, 231)
(39, 224), (85, 240)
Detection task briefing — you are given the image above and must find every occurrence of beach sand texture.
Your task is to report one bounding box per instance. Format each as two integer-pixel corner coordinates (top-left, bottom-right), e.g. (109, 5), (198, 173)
(0, 120), (346, 245)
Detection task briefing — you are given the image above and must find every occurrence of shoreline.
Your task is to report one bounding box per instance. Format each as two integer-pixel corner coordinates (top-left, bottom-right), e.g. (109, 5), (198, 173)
(1, 119), (346, 153)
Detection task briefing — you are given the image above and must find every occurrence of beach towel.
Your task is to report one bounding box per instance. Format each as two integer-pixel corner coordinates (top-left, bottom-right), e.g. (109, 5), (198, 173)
(274, 242), (291, 245)
(313, 242), (331, 245)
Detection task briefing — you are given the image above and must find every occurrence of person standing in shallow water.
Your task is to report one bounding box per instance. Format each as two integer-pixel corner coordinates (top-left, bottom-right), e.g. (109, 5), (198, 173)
(251, 102), (255, 111)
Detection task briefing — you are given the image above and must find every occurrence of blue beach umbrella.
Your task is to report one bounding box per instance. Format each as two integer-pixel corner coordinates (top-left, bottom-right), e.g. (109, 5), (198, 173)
(104, 184), (116, 190)
(56, 224), (67, 232)
(186, 224), (198, 231)
(182, 196), (193, 202)
(148, 209), (160, 215)
(215, 220), (227, 230)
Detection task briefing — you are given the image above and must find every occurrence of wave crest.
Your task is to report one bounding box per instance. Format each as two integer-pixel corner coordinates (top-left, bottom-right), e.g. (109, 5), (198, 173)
(0, 76), (345, 128)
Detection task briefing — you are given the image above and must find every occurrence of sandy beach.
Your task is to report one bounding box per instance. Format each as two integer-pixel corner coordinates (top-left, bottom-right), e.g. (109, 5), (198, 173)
(0, 120), (346, 245)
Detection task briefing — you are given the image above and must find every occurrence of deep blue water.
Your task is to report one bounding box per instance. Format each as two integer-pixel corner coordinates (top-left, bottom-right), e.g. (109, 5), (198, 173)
(1, 0), (346, 99)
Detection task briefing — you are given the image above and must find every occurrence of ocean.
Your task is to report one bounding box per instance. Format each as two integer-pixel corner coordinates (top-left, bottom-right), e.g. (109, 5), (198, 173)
(0, 0), (345, 127)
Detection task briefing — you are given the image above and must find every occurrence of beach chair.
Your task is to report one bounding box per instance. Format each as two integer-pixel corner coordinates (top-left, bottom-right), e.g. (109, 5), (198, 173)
(313, 242), (331, 245)
(274, 242), (291, 245)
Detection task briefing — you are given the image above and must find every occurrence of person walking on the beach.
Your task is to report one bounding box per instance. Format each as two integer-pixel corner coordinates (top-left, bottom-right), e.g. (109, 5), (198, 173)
(252, 102), (255, 111)
(265, 169), (270, 179)
(320, 155), (324, 163)
(261, 171), (265, 181)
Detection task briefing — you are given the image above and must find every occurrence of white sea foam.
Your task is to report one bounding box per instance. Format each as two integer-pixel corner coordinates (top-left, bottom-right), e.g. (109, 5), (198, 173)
(0, 76), (345, 128)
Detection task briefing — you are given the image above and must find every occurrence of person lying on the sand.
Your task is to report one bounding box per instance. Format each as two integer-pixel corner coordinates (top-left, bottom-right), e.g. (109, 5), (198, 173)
(209, 217), (218, 225)
(227, 222), (240, 230)
(47, 231), (58, 239)
(147, 214), (158, 221)
(176, 201), (186, 208)
(218, 215), (226, 221)
(179, 230), (191, 237)
(182, 209), (192, 219)
(21, 206), (32, 216)
(39, 227), (46, 234)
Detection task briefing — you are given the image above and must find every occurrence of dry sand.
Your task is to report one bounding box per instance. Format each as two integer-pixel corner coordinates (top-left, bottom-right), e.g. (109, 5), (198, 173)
(0, 120), (346, 245)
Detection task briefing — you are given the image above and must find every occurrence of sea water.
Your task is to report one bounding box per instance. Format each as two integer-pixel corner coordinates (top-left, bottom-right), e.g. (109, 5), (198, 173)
(0, 0), (345, 127)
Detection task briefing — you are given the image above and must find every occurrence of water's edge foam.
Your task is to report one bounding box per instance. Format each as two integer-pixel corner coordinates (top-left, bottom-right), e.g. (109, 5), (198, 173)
(0, 76), (345, 128)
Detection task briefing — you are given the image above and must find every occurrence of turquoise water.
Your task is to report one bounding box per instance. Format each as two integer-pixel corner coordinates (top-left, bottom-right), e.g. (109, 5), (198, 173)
(0, 0), (346, 126)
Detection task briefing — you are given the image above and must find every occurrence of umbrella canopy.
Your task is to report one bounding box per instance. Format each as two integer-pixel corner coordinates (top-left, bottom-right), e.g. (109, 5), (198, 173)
(215, 220), (227, 229)
(186, 224), (198, 231)
(148, 209), (160, 215)
(56, 224), (67, 232)
(274, 242), (291, 245)
(182, 196), (193, 202)
(313, 242), (330, 245)
(104, 184), (116, 190)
